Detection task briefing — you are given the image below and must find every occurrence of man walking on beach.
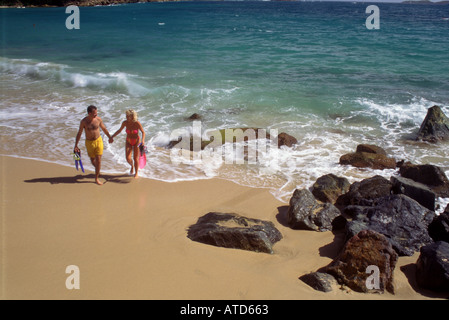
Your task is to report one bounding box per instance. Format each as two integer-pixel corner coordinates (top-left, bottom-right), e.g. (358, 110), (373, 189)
(74, 105), (113, 185)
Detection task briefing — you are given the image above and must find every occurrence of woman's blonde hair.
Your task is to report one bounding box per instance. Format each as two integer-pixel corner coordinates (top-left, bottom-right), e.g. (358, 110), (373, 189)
(126, 109), (138, 122)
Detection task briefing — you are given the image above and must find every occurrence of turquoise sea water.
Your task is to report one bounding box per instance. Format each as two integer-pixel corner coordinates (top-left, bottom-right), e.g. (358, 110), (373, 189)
(1, 1), (449, 203)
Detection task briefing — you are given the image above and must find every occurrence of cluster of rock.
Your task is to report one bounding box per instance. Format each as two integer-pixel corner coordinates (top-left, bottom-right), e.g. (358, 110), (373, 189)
(169, 113), (298, 151)
(297, 105), (449, 295)
(185, 106), (449, 295)
(296, 169), (449, 294)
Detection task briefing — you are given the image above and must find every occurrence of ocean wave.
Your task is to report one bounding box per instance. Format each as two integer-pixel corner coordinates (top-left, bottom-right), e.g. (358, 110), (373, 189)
(0, 57), (151, 97)
(354, 97), (440, 127)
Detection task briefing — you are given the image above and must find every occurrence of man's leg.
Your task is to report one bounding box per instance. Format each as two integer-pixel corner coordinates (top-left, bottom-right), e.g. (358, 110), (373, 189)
(89, 156), (103, 185)
(94, 155), (102, 185)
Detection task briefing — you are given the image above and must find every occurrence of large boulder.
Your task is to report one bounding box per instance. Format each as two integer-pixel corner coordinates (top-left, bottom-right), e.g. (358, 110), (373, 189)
(287, 189), (341, 232)
(336, 175), (393, 208)
(187, 212), (282, 254)
(339, 144), (396, 170)
(390, 176), (436, 211)
(356, 144), (387, 155)
(324, 230), (398, 294)
(399, 163), (449, 197)
(428, 211), (449, 243)
(311, 174), (350, 204)
(417, 105), (449, 143)
(345, 194), (436, 256)
(277, 132), (298, 148)
(416, 241), (449, 291)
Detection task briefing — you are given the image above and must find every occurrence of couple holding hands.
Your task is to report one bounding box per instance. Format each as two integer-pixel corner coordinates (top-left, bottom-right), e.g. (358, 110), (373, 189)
(74, 105), (146, 185)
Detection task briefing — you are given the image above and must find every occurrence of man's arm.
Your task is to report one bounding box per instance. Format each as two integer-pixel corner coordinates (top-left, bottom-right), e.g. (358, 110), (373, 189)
(74, 120), (84, 153)
(99, 117), (113, 143)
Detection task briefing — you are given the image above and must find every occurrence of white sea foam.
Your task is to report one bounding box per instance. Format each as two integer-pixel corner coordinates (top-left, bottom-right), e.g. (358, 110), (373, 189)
(1, 56), (448, 206)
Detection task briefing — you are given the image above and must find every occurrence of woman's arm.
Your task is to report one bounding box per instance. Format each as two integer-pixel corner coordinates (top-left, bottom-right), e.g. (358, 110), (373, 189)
(138, 121), (146, 145)
(111, 121), (126, 140)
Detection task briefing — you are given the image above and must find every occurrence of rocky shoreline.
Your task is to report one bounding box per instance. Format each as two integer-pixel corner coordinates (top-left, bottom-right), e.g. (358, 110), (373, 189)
(2, 0), (448, 6)
(186, 105), (449, 295)
(0, 0), (176, 8)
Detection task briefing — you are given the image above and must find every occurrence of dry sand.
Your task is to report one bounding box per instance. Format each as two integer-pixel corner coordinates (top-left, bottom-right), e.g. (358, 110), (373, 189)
(1, 155), (446, 300)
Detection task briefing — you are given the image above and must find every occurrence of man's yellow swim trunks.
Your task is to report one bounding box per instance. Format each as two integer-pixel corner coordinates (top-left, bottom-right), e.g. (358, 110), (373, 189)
(85, 136), (103, 158)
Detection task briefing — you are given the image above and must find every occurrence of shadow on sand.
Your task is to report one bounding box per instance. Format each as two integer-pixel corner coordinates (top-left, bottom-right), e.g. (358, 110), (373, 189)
(24, 173), (133, 185)
(276, 205), (346, 260)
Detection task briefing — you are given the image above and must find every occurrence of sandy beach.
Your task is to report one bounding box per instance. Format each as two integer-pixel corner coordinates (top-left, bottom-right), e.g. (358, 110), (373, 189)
(1, 155), (447, 300)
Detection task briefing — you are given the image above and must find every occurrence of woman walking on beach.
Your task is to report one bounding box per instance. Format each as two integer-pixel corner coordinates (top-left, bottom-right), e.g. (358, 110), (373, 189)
(111, 109), (146, 178)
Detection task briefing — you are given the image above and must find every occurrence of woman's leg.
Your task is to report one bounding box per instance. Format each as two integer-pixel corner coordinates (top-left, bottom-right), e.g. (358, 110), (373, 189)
(126, 143), (134, 174)
(133, 144), (140, 178)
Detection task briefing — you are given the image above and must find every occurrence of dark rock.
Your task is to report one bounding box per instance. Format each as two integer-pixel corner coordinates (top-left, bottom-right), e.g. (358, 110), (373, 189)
(399, 163), (449, 197)
(187, 212), (282, 254)
(428, 212), (449, 243)
(299, 272), (337, 293)
(399, 162), (449, 187)
(166, 138), (181, 149)
(339, 152), (396, 170)
(356, 144), (387, 155)
(339, 144), (396, 170)
(185, 113), (203, 121)
(277, 132), (298, 148)
(324, 230), (398, 294)
(336, 175), (393, 208)
(417, 105), (449, 143)
(287, 189), (341, 232)
(416, 241), (449, 291)
(343, 205), (369, 220)
(396, 159), (406, 168)
(391, 176), (436, 211)
(166, 135), (212, 151)
(345, 195), (436, 256)
(311, 174), (350, 204)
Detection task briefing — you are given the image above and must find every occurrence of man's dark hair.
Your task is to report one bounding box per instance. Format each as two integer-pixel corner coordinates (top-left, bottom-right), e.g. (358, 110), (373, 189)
(87, 105), (97, 114)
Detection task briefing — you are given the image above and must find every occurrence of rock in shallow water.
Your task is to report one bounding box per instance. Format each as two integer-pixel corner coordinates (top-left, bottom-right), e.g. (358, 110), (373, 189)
(417, 105), (449, 143)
